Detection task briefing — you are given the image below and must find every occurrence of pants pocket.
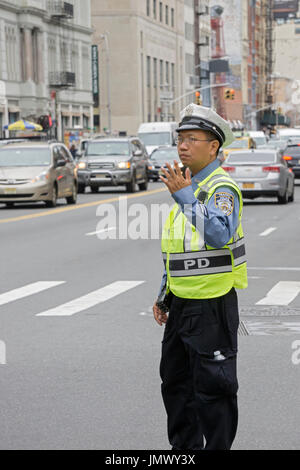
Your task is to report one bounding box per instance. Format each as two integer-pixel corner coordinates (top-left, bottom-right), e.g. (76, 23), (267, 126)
(196, 356), (238, 397)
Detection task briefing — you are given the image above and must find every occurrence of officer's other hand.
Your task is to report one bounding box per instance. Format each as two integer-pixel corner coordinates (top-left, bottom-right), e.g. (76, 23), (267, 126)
(160, 161), (192, 194)
(153, 302), (168, 326)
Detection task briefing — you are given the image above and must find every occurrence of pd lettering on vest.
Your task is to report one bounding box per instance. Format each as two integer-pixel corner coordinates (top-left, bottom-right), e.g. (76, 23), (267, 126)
(184, 258), (210, 270)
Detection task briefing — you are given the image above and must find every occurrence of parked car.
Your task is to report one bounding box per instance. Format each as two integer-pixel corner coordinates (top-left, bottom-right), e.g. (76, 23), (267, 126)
(223, 136), (256, 159)
(282, 142), (300, 179)
(148, 146), (183, 181)
(77, 136), (149, 193)
(0, 141), (78, 208)
(222, 149), (294, 204)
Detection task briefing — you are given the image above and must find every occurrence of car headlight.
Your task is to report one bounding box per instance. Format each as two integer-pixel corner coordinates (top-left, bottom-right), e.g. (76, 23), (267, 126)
(31, 171), (49, 183)
(118, 161), (131, 169)
(77, 161), (87, 170)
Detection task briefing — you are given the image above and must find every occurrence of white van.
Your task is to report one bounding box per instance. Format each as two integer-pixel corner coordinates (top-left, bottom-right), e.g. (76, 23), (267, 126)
(248, 131), (267, 147)
(138, 122), (177, 155)
(276, 128), (300, 142)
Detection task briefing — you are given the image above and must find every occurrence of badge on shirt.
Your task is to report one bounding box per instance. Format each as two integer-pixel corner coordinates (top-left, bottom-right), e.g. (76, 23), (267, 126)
(214, 192), (234, 216)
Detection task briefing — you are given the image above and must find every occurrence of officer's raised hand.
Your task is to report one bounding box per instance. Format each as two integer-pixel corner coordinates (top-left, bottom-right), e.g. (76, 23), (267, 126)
(160, 161), (192, 194)
(153, 302), (168, 326)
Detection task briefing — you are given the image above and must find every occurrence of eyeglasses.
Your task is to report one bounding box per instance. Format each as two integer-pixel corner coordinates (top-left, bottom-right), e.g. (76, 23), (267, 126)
(175, 137), (214, 145)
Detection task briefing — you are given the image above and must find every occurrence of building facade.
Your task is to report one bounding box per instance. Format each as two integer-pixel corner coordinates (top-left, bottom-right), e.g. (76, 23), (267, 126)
(91, 0), (187, 135)
(184, 0), (211, 108)
(0, 0), (94, 142)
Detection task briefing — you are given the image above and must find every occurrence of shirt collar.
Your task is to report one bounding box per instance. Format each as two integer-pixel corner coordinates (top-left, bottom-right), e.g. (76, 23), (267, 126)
(192, 159), (221, 187)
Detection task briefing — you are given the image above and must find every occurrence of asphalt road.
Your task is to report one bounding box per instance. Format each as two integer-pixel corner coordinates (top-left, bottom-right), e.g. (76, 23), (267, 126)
(1, 182), (300, 450)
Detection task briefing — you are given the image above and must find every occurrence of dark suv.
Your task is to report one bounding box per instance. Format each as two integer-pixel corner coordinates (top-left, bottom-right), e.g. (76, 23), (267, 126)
(77, 137), (149, 193)
(283, 141), (300, 178)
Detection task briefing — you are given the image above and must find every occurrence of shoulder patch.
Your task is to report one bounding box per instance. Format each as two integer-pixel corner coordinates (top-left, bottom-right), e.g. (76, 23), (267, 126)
(214, 192), (234, 216)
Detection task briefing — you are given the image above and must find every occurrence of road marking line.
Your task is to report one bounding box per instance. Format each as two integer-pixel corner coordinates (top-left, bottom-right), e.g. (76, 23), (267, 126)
(256, 281), (300, 306)
(0, 281), (65, 307)
(0, 188), (167, 224)
(36, 281), (145, 317)
(86, 227), (116, 236)
(260, 227), (277, 237)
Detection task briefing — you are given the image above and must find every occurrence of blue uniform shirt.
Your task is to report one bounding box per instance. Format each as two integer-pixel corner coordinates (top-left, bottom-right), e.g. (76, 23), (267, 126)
(158, 158), (240, 296)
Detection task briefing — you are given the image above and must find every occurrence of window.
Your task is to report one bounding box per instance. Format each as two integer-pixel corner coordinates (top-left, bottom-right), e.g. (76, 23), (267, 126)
(72, 116), (80, 127)
(153, 0), (157, 18)
(159, 2), (163, 22)
(171, 63), (175, 90)
(153, 58), (157, 88)
(165, 61), (169, 85)
(159, 59), (164, 87)
(147, 0), (150, 16)
(147, 56), (151, 87)
(171, 7), (174, 27)
(165, 5), (169, 25)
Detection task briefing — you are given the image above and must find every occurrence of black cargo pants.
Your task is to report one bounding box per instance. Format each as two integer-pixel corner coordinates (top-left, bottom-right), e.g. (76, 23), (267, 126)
(160, 288), (239, 450)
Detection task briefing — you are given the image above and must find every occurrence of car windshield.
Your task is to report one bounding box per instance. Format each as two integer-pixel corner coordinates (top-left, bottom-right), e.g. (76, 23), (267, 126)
(151, 148), (179, 162)
(138, 132), (171, 146)
(285, 146), (300, 157)
(86, 141), (130, 156)
(253, 137), (267, 146)
(0, 148), (51, 167)
(227, 152), (276, 164)
(226, 139), (249, 149)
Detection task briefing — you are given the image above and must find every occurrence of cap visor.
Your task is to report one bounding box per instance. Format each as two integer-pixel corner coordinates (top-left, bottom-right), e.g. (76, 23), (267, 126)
(176, 124), (203, 132)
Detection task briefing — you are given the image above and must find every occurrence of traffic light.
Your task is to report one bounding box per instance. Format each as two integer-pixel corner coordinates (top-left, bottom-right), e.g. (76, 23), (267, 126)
(230, 89), (235, 100)
(224, 89), (231, 100)
(195, 91), (202, 105)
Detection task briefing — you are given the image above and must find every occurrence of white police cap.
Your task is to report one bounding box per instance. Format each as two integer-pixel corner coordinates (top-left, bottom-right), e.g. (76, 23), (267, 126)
(176, 103), (235, 148)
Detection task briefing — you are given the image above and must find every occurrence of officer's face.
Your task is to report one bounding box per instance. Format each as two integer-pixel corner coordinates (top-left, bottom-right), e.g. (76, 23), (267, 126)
(177, 130), (219, 174)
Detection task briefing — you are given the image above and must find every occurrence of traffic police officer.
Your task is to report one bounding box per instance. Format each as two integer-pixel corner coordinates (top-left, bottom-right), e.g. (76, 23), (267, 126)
(153, 104), (248, 451)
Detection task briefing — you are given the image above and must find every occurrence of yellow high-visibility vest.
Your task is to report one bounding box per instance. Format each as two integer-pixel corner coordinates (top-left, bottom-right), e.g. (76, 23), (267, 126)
(161, 166), (248, 299)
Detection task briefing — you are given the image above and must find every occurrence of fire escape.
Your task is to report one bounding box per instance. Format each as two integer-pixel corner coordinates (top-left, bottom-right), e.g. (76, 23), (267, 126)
(47, 1), (76, 88)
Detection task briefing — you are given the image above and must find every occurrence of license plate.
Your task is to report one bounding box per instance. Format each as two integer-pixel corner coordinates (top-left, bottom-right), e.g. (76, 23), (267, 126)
(4, 188), (17, 194)
(243, 183), (254, 189)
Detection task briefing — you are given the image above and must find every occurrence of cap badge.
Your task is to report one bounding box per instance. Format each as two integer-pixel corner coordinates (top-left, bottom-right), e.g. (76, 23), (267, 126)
(185, 105), (194, 116)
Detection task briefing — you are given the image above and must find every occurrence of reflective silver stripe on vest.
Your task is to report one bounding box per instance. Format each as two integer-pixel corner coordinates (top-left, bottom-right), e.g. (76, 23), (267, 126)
(162, 252), (167, 267)
(228, 238), (246, 266)
(168, 249), (232, 277)
(184, 221), (205, 252)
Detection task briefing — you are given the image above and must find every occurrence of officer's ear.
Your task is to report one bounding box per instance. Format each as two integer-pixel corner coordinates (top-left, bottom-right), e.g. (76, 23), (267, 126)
(210, 139), (220, 157)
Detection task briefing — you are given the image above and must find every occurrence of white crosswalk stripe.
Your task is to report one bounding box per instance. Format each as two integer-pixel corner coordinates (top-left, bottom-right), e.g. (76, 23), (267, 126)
(256, 281), (300, 306)
(0, 281), (65, 307)
(36, 281), (145, 317)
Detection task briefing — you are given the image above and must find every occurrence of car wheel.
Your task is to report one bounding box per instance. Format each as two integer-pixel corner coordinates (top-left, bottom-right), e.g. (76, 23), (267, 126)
(77, 184), (86, 194)
(66, 183), (77, 205)
(45, 184), (57, 208)
(278, 186), (289, 205)
(126, 174), (136, 193)
(90, 185), (99, 193)
(138, 175), (148, 191)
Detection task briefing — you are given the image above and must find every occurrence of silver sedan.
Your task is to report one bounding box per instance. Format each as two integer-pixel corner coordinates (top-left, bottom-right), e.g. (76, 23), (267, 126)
(222, 149), (294, 204)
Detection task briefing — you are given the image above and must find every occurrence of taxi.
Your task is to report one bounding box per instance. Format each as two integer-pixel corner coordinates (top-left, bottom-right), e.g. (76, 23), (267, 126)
(223, 136), (256, 159)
